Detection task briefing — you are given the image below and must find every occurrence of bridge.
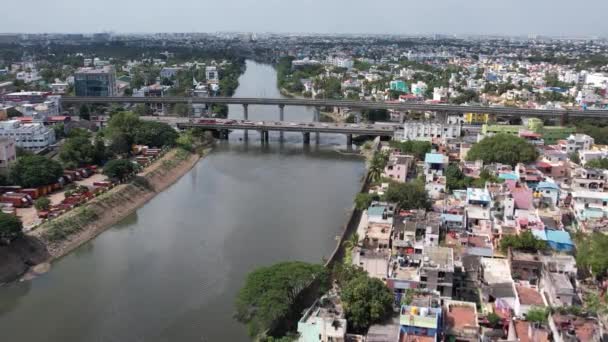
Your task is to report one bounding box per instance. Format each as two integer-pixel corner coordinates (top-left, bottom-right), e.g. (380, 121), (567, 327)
(61, 96), (608, 119)
(171, 119), (395, 145)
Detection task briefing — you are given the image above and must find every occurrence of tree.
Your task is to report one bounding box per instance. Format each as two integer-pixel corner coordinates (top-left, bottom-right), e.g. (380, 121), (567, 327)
(132, 104), (150, 116)
(569, 152), (581, 165)
(108, 133), (131, 156)
(466, 134), (538, 166)
(368, 151), (389, 182)
(53, 123), (66, 140)
(384, 181), (431, 210)
(34, 197), (51, 211)
(586, 158), (608, 169)
(107, 111), (140, 153)
(362, 109), (389, 122)
(500, 231), (548, 254)
(10, 155), (64, 188)
(59, 134), (96, 168)
(92, 137), (108, 164)
(574, 232), (608, 279)
(6, 107), (22, 118)
(134, 121), (178, 147)
(79, 105), (90, 121)
(103, 159), (137, 180)
(388, 140), (431, 160)
(355, 193), (375, 210)
(235, 262), (328, 338)
(341, 272), (394, 332)
(525, 307), (549, 324)
(0, 212), (23, 245)
(173, 103), (189, 117)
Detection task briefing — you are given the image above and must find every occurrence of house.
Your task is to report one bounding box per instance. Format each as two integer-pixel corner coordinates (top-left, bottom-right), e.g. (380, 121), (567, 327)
(399, 305), (442, 341)
(562, 134), (594, 153)
(549, 313), (601, 342)
(509, 250), (543, 285)
(511, 319), (550, 342)
(465, 188), (492, 232)
(571, 167), (606, 192)
(571, 191), (608, 222)
(297, 292), (347, 342)
(579, 149), (608, 166)
(424, 153), (449, 179)
(383, 153), (413, 183)
(441, 213), (465, 232)
(534, 181), (560, 207)
(541, 271), (575, 307)
(400, 122), (462, 142)
(515, 285), (547, 316)
(443, 300), (479, 342)
(545, 230), (574, 253)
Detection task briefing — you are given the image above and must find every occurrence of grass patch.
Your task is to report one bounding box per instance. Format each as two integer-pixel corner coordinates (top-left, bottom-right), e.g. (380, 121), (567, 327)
(43, 207), (99, 242)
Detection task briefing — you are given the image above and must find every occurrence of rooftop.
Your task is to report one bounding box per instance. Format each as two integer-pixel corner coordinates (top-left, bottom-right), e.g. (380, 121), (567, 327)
(445, 301), (478, 335)
(481, 258), (512, 284)
(422, 246), (454, 271)
(513, 320), (549, 342)
(516, 286), (545, 306)
(466, 187), (491, 203)
(424, 153), (448, 164)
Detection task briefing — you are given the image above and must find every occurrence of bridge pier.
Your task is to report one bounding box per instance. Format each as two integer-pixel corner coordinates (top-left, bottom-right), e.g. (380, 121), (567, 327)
(400, 112), (405, 124)
(314, 107), (320, 142)
(346, 134), (353, 147)
(243, 104), (249, 141)
(260, 130), (270, 143)
(279, 104), (285, 141)
(303, 132), (311, 145)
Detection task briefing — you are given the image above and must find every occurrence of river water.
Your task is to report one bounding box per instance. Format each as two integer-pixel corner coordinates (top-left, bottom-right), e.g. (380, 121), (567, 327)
(0, 61), (365, 341)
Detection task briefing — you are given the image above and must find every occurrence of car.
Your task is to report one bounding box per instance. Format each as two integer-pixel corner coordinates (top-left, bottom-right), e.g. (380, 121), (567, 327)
(289, 122), (297, 126)
(307, 123), (315, 127)
(351, 124), (360, 128)
(321, 123), (329, 127)
(366, 125), (373, 128)
(298, 123), (307, 126)
(256, 121), (264, 125)
(274, 121), (282, 125)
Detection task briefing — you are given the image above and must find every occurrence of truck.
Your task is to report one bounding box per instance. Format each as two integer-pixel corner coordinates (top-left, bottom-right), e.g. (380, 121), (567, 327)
(0, 192), (32, 208)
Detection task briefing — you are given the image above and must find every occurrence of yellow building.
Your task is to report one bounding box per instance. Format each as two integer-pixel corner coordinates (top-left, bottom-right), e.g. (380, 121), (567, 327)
(463, 112), (495, 124)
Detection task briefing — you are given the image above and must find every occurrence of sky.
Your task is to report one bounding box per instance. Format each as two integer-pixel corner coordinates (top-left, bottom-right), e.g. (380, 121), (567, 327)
(2, 0), (607, 37)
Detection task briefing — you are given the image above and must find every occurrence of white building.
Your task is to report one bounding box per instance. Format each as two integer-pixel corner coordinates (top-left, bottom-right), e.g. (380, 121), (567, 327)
(563, 134), (594, 153)
(0, 120), (56, 151)
(205, 66), (219, 82)
(327, 56), (354, 69)
(579, 149), (608, 166)
(585, 73), (608, 88)
(399, 122), (462, 142)
(410, 81), (428, 96)
(0, 137), (16, 172)
(433, 86), (448, 102)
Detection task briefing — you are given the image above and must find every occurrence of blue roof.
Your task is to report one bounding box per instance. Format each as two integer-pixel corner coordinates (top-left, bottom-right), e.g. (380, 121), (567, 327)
(546, 230), (573, 246)
(367, 206), (386, 217)
(531, 229), (547, 241)
(499, 173), (519, 181)
(537, 181), (559, 190)
(424, 153), (446, 164)
(442, 214), (463, 222)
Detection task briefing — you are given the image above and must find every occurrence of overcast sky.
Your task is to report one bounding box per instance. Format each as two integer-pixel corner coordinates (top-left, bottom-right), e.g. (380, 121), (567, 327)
(2, 0), (607, 37)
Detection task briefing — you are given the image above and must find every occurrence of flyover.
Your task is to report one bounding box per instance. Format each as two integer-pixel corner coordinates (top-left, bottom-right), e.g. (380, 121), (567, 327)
(60, 96), (608, 118)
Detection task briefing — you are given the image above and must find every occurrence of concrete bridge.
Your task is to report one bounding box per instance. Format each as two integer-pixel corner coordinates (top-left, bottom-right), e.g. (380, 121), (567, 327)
(60, 96), (608, 119)
(173, 119), (395, 145)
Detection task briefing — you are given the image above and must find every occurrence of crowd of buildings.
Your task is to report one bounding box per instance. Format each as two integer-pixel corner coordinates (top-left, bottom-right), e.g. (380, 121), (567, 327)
(298, 126), (608, 341)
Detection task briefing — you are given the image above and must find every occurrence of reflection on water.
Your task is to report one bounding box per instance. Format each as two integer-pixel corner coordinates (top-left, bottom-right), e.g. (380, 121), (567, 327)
(0, 60), (364, 342)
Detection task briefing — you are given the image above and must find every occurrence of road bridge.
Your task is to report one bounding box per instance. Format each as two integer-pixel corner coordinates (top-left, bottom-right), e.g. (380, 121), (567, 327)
(61, 96), (608, 119)
(173, 119), (395, 146)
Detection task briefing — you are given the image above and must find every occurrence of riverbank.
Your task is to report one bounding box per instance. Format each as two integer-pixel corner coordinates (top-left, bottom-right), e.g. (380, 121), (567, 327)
(0, 147), (209, 283)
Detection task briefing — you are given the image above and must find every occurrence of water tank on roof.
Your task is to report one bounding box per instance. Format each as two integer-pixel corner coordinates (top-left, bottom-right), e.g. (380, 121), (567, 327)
(410, 306), (418, 315)
(420, 307), (428, 316)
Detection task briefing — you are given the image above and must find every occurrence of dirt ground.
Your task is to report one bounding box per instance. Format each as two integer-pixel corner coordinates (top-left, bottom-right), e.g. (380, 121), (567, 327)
(17, 173), (108, 231)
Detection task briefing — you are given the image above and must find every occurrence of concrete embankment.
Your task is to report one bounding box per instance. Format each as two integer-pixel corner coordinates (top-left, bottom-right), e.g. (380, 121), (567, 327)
(0, 147), (209, 283)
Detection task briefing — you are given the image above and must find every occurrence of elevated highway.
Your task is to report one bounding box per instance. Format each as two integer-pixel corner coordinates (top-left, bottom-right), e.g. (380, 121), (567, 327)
(61, 96), (608, 118)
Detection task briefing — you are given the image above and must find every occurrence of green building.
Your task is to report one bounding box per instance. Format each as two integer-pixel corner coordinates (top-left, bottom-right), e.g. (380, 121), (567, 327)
(481, 118), (575, 144)
(390, 80), (409, 93)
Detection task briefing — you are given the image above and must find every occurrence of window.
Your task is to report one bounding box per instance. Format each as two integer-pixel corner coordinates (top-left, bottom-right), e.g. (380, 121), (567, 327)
(438, 271), (445, 278)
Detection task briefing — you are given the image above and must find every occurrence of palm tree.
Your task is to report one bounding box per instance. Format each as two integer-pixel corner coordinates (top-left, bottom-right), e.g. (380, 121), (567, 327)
(343, 233), (360, 250)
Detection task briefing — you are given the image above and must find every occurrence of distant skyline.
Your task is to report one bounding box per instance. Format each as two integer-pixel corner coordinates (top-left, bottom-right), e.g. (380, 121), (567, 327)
(2, 0), (608, 37)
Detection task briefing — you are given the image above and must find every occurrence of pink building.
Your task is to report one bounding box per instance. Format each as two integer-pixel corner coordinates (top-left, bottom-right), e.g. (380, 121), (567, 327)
(383, 153), (413, 183)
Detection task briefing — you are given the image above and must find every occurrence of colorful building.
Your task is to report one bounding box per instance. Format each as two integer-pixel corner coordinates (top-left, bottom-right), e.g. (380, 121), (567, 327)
(399, 305), (442, 341)
(463, 112), (494, 124)
(390, 80), (409, 93)
(481, 118), (575, 144)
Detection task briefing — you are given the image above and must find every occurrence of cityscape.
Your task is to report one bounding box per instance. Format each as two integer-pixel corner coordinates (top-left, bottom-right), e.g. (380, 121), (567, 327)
(1, 10), (608, 342)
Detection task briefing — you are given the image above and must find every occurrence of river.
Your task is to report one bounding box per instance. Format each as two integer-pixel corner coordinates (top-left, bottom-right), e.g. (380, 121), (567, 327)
(0, 61), (365, 341)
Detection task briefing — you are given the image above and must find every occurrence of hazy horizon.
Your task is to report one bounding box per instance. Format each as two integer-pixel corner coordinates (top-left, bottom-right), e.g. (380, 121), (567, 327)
(1, 0), (607, 37)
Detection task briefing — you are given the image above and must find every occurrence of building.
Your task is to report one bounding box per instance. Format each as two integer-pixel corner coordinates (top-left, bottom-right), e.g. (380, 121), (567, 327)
(0, 137), (16, 172)
(480, 119), (575, 144)
(571, 167), (606, 192)
(463, 112), (493, 125)
(0, 120), (56, 151)
(327, 56), (354, 69)
(571, 190), (608, 222)
(205, 66), (219, 83)
(2, 91), (50, 104)
(74, 66), (117, 96)
(410, 81), (428, 97)
(400, 122), (462, 142)
(389, 80), (409, 93)
(51, 83), (69, 95)
(563, 134), (594, 153)
(399, 305), (442, 341)
(433, 87), (448, 102)
(549, 314), (601, 342)
(383, 153), (413, 183)
(297, 292), (346, 342)
(443, 300), (479, 342)
(160, 67), (181, 79)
